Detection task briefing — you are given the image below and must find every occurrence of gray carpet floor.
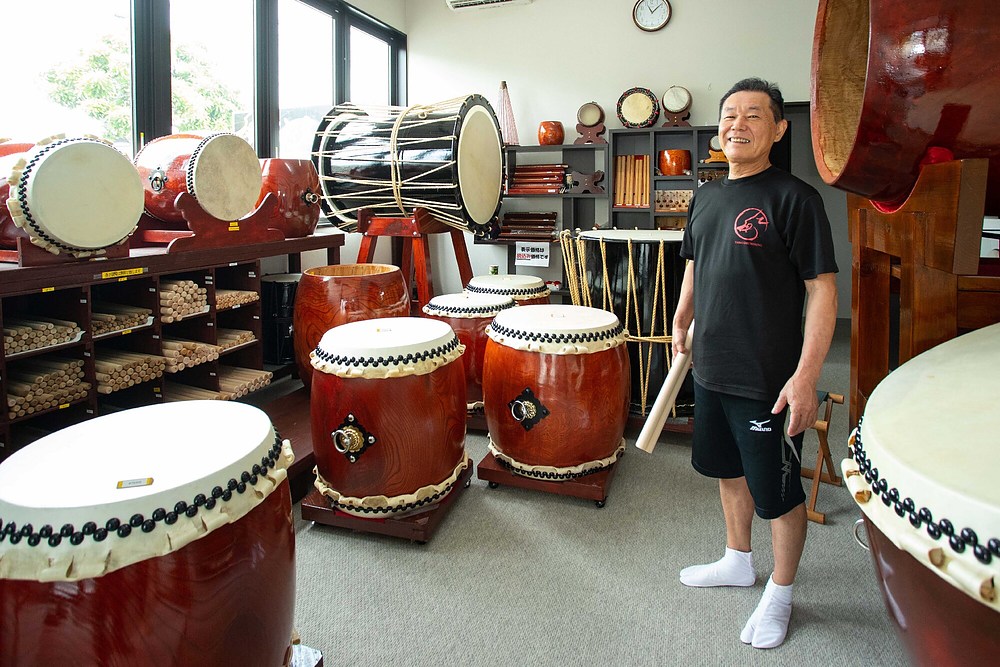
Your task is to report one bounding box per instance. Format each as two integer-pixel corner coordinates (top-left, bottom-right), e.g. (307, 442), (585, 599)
(289, 320), (909, 666)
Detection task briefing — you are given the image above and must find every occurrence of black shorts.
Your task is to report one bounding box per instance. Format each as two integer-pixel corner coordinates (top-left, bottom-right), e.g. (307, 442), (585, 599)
(691, 381), (805, 519)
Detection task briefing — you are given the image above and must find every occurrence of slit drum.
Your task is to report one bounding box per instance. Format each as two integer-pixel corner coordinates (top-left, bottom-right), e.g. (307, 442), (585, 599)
(310, 317), (470, 516)
(421, 291), (516, 409)
(842, 323), (1000, 665)
(464, 273), (550, 305)
(133, 133), (262, 223)
(483, 304), (630, 479)
(311, 94), (503, 236)
(0, 401), (296, 667)
(292, 263), (410, 388)
(566, 229), (689, 416)
(0, 136), (143, 257)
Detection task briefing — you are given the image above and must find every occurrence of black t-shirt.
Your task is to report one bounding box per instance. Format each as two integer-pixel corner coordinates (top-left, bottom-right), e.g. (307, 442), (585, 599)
(679, 166), (838, 401)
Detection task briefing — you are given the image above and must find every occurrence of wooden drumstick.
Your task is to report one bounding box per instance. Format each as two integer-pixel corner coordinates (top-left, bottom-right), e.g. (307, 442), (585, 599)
(635, 321), (694, 454)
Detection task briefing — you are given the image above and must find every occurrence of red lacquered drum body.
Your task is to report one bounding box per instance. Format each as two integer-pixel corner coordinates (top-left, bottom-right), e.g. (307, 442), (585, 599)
(292, 263), (410, 389)
(257, 158), (321, 238)
(812, 0), (1000, 212)
(421, 292), (516, 407)
(0, 136), (143, 256)
(465, 274), (550, 305)
(134, 133), (262, 223)
(0, 401), (296, 667)
(310, 317), (469, 516)
(842, 324), (1000, 666)
(483, 305), (630, 477)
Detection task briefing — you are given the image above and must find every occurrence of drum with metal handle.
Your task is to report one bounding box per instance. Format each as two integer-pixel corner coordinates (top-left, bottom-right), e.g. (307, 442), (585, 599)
(0, 135), (143, 257)
(0, 401), (296, 667)
(812, 0), (1000, 213)
(309, 317), (470, 516)
(257, 158), (322, 238)
(464, 273), (550, 305)
(482, 304), (630, 479)
(312, 94), (503, 237)
(842, 323), (1000, 666)
(566, 229), (689, 417)
(133, 132), (262, 223)
(421, 291), (516, 409)
(292, 264), (410, 389)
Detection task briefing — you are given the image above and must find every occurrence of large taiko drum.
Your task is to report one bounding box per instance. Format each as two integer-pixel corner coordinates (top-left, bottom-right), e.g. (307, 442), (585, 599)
(842, 323), (1000, 666)
(309, 317), (470, 516)
(812, 0), (1000, 212)
(257, 158), (321, 238)
(483, 304), (630, 479)
(421, 291), (516, 409)
(134, 133), (262, 223)
(0, 401), (296, 667)
(465, 273), (550, 305)
(292, 264), (410, 389)
(571, 229), (689, 416)
(312, 94), (503, 237)
(0, 136), (143, 257)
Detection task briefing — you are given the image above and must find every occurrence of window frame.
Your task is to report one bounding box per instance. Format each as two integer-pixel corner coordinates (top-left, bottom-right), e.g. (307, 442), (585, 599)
(130, 0), (406, 155)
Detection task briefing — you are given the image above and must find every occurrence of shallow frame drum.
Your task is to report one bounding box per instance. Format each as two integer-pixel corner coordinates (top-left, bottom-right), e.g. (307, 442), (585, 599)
(465, 273), (550, 305)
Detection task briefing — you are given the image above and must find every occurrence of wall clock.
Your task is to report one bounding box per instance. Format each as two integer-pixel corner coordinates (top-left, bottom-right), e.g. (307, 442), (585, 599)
(632, 0), (671, 32)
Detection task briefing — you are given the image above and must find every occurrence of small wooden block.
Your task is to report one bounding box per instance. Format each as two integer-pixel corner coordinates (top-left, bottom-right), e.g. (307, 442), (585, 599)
(300, 464), (473, 542)
(476, 452), (619, 505)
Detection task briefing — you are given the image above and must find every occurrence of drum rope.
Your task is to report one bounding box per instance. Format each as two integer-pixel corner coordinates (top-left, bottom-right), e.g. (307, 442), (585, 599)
(558, 231), (585, 306)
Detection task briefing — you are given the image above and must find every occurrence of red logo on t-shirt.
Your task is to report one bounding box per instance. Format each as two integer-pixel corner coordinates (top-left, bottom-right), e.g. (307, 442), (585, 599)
(734, 208), (769, 243)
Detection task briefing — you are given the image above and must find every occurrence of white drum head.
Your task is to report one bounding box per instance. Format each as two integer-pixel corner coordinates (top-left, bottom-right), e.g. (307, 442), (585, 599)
(10, 138), (143, 251)
(457, 105), (503, 225)
(466, 274), (549, 301)
(577, 102), (605, 127)
(488, 304), (625, 354)
(190, 134), (262, 221)
(423, 291), (516, 318)
(578, 229), (685, 243)
(312, 316), (463, 378)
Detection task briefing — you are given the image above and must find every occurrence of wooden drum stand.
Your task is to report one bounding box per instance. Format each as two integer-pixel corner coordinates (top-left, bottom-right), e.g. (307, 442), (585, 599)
(850, 158), (1000, 425)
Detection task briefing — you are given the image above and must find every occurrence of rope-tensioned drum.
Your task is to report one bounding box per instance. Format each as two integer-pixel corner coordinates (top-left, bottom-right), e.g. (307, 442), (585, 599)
(312, 95), (503, 237)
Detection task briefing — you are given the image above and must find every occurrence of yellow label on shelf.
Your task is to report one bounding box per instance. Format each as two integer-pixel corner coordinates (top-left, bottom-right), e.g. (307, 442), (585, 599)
(121, 329), (132, 335)
(101, 267), (145, 280)
(228, 222), (240, 232)
(41, 287), (54, 293)
(58, 402), (70, 409)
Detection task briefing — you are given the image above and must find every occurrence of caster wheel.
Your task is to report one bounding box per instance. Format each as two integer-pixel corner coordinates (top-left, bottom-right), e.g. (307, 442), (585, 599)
(488, 481), (500, 489)
(595, 500), (606, 508)
(464, 479), (472, 488)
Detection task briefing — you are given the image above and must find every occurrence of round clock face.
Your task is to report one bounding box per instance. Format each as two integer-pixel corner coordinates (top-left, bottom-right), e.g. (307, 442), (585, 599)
(633, 0), (671, 32)
(662, 86), (692, 114)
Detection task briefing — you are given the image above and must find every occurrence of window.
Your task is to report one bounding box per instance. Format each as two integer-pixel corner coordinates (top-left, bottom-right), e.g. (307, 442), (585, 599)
(349, 26), (390, 106)
(170, 0), (256, 146)
(0, 2), (134, 155)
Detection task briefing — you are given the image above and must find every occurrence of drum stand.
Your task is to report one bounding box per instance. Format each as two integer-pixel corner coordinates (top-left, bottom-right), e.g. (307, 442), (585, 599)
(849, 158), (1000, 426)
(135, 192), (284, 252)
(299, 465), (474, 543)
(476, 451), (622, 508)
(355, 208), (474, 313)
(0, 234), (129, 267)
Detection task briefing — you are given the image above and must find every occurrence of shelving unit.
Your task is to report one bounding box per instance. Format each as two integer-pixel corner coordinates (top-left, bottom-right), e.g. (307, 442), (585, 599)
(608, 124), (791, 230)
(478, 143), (609, 295)
(0, 228), (344, 459)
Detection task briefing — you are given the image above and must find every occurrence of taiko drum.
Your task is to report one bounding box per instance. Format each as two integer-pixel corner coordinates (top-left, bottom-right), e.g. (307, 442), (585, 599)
(465, 273), (550, 305)
(256, 158), (322, 238)
(0, 401), (296, 667)
(292, 263), (410, 389)
(133, 133), (262, 223)
(421, 291), (516, 408)
(843, 323), (1000, 666)
(309, 317), (469, 516)
(483, 304), (630, 479)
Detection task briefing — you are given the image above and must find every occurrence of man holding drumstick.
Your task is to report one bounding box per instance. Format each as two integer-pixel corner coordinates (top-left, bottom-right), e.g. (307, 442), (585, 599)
(671, 77), (838, 649)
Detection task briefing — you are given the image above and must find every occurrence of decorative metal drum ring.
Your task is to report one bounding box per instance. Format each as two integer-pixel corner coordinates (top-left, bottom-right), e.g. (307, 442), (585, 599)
(510, 399), (537, 422)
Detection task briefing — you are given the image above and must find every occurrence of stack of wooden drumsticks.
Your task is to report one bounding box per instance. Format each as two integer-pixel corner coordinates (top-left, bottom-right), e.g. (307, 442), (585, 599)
(94, 351), (167, 394)
(3, 317), (82, 355)
(159, 280), (208, 323)
(6, 358), (91, 418)
(613, 154), (650, 208)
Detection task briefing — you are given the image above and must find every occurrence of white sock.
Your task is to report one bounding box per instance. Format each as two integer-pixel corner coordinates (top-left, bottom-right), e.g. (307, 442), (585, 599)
(741, 575), (793, 649)
(679, 547), (755, 588)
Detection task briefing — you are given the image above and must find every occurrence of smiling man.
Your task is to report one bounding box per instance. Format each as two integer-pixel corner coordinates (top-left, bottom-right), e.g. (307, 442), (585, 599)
(670, 77), (839, 649)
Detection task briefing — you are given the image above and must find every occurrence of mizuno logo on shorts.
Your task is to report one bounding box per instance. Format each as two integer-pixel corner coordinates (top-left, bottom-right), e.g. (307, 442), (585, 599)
(749, 419), (772, 432)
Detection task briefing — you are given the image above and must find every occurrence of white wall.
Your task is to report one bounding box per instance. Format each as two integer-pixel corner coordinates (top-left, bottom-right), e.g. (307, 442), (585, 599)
(321, 0), (852, 317)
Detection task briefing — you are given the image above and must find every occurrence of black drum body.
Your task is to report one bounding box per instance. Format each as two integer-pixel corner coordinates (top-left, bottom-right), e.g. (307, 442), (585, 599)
(312, 95), (503, 237)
